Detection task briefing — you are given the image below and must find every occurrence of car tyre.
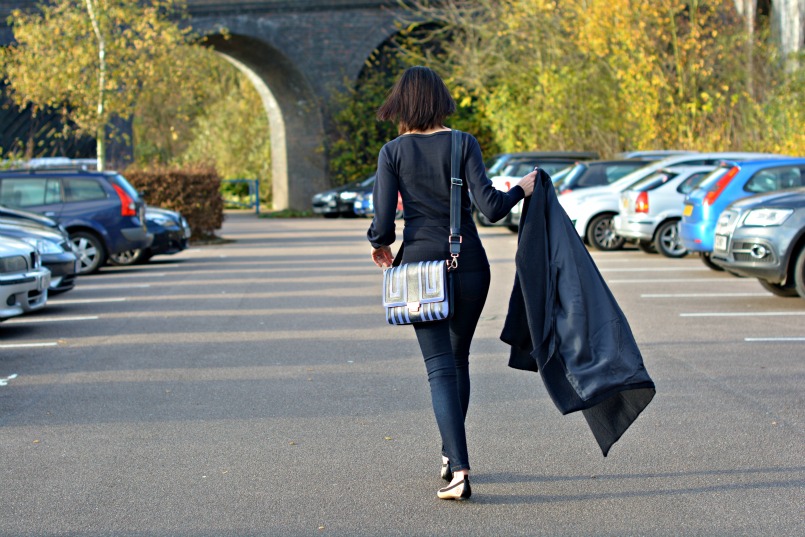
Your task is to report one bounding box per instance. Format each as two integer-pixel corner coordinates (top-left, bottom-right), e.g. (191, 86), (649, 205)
(71, 231), (107, 274)
(637, 240), (657, 254)
(109, 249), (147, 266)
(794, 247), (805, 299)
(758, 279), (799, 298)
(700, 252), (725, 272)
(588, 214), (625, 251)
(654, 219), (688, 258)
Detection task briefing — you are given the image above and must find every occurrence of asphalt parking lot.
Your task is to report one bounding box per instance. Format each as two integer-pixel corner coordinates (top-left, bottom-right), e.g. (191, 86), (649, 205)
(1, 211), (803, 537)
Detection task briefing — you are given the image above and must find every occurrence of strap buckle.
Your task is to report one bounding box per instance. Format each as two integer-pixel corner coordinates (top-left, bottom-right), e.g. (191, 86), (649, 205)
(451, 177), (463, 186)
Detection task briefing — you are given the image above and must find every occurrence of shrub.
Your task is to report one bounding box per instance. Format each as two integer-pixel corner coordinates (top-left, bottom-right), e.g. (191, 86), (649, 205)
(123, 165), (224, 241)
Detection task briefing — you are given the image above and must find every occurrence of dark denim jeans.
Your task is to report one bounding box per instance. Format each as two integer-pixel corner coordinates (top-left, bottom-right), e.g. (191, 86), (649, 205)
(412, 268), (491, 473)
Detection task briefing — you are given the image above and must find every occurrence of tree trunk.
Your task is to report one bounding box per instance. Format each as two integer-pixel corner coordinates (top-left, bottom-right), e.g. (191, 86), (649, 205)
(85, 0), (107, 171)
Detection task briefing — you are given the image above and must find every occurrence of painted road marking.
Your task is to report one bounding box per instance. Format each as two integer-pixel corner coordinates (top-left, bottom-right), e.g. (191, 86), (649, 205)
(77, 283), (151, 290)
(681, 312), (805, 317)
(0, 374), (18, 386)
(744, 337), (805, 342)
(609, 278), (759, 283)
(642, 293), (770, 298)
(0, 342), (59, 349)
(49, 297), (127, 305)
(4, 315), (99, 324)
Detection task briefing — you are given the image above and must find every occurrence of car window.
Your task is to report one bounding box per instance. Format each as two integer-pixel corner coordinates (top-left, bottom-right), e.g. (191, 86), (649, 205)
(605, 163), (646, 182)
(695, 167), (732, 191)
(64, 178), (107, 202)
(744, 166), (804, 194)
(677, 172), (710, 194)
(576, 166), (607, 187)
(107, 174), (140, 199)
(0, 178), (61, 207)
(631, 171), (678, 192)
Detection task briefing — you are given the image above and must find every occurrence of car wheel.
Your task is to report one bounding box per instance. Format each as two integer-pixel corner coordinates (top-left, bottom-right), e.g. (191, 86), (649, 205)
(758, 279), (799, 297)
(70, 231), (107, 274)
(588, 214), (625, 251)
(322, 213), (339, 219)
(637, 240), (657, 254)
(700, 252), (724, 272)
(654, 220), (688, 258)
(795, 247), (805, 299)
(109, 249), (146, 266)
(507, 225), (519, 233)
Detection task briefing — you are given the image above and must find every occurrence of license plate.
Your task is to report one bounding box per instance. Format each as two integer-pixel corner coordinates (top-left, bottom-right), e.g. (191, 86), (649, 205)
(715, 234), (728, 251)
(683, 204), (693, 216)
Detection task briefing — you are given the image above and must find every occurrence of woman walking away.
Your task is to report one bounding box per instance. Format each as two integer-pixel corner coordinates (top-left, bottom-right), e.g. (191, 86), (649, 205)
(367, 66), (536, 500)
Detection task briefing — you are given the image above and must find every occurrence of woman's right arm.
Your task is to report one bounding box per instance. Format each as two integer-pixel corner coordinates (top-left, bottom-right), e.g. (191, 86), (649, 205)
(465, 137), (535, 222)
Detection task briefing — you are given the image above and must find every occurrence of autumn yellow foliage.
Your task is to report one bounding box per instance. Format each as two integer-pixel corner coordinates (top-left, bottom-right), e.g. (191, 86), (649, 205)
(405, 0), (804, 157)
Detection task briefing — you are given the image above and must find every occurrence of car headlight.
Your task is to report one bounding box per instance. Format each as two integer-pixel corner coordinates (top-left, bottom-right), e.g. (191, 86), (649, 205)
(21, 237), (64, 254)
(340, 192), (358, 201)
(0, 255), (28, 272)
(148, 216), (173, 226)
(741, 209), (793, 227)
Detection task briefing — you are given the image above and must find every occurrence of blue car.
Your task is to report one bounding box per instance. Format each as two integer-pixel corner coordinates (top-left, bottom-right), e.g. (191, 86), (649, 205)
(680, 158), (805, 269)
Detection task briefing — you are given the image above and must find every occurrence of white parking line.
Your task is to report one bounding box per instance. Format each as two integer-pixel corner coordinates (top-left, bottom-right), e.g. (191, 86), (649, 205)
(99, 273), (166, 278)
(4, 316), (99, 324)
(49, 297), (127, 305)
(680, 312), (805, 317)
(77, 283), (151, 290)
(745, 337), (805, 342)
(609, 278), (759, 283)
(599, 267), (709, 272)
(0, 342), (59, 349)
(642, 293), (770, 298)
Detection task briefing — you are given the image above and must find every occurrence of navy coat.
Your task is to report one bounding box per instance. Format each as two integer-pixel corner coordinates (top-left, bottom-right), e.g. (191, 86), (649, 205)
(500, 170), (655, 456)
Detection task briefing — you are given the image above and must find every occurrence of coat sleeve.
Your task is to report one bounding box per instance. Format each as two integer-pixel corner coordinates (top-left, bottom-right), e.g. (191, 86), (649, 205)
(367, 145), (399, 248)
(464, 135), (525, 222)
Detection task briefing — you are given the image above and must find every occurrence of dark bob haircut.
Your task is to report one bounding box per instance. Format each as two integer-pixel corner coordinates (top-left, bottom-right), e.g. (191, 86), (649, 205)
(377, 66), (456, 134)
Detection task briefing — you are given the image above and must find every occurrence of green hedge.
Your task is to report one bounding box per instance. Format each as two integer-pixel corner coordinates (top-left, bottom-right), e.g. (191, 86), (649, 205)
(123, 166), (224, 241)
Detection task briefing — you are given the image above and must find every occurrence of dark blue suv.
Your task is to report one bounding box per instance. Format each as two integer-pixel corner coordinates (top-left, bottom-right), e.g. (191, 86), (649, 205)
(0, 166), (151, 274)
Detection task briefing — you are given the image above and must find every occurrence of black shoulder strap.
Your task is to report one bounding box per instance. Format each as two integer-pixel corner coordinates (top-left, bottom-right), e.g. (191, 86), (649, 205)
(448, 129), (462, 269)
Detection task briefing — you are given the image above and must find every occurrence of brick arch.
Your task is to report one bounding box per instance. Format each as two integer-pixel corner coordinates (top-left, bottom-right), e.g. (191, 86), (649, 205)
(201, 32), (327, 211)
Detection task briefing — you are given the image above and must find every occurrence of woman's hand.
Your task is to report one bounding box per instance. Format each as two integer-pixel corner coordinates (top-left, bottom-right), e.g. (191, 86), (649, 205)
(517, 169), (538, 197)
(371, 245), (394, 268)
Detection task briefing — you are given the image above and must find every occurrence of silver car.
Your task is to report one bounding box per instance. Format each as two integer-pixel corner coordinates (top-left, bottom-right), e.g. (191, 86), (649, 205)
(615, 166), (715, 257)
(0, 237), (51, 321)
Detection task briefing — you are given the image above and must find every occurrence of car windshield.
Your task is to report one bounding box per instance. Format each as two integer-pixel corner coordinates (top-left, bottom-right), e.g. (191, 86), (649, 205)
(631, 171), (679, 192)
(555, 163), (586, 190)
(109, 174), (141, 200)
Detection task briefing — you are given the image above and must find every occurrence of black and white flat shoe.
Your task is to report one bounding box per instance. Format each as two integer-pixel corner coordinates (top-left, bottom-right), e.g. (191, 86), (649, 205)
(440, 456), (453, 482)
(437, 476), (471, 500)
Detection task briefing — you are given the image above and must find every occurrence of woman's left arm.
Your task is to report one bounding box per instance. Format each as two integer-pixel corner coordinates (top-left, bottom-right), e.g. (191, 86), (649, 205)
(367, 146), (399, 258)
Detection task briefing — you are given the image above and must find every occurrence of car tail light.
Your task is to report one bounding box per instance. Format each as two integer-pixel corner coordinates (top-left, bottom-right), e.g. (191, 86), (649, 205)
(112, 184), (137, 217)
(560, 189), (572, 195)
(703, 166), (739, 206)
(635, 192), (649, 213)
(504, 181), (511, 191)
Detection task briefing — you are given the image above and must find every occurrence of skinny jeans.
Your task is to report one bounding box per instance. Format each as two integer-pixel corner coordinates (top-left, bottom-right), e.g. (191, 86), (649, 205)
(412, 267), (491, 473)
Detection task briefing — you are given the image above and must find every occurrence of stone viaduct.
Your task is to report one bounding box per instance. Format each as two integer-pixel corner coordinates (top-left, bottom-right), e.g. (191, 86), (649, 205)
(1, 1), (803, 210)
(0, 0), (410, 210)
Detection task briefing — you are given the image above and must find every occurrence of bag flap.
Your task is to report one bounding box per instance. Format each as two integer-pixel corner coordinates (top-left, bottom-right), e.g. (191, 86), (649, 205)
(383, 261), (447, 307)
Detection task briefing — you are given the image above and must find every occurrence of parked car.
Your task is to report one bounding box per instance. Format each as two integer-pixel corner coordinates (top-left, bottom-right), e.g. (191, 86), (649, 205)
(353, 191), (403, 219)
(0, 166), (152, 274)
(476, 152), (599, 229)
(0, 217), (78, 294)
(108, 207), (191, 266)
(619, 150), (697, 160)
(710, 187), (805, 298)
(614, 166), (715, 257)
(0, 237), (50, 321)
(312, 175), (375, 218)
(680, 158), (805, 269)
(559, 152), (787, 251)
(553, 159), (652, 195)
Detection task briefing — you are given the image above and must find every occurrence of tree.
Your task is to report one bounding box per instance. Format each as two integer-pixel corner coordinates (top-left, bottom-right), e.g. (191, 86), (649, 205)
(1, 0), (195, 170)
